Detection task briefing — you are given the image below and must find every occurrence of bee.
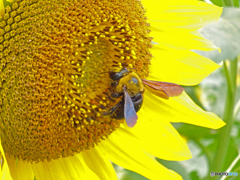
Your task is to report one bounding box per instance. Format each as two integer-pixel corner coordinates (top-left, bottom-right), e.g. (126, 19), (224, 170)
(104, 68), (184, 128)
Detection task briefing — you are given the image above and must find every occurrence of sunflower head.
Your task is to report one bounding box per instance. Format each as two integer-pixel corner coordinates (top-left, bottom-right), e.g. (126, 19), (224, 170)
(0, 0), (152, 162)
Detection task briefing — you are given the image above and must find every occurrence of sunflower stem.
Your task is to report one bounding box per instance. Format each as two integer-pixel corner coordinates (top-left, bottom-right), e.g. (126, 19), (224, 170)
(233, 99), (240, 119)
(211, 59), (237, 179)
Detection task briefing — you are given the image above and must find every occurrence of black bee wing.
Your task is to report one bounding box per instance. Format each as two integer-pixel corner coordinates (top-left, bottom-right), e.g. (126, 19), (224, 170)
(123, 86), (138, 127)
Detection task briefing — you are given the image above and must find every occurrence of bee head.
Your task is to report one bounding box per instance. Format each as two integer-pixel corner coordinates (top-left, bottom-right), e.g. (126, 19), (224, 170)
(116, 72), (144, 97)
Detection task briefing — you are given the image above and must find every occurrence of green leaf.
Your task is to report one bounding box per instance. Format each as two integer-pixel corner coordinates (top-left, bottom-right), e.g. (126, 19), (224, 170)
(113, 164), (148, 180)
(195, 8), (240, 63)
(189, 171), (200, 180)
(176, 123), (217, 139)
(224, 152), (240, 180)
(210, 0), (224, 7)
(228, 125), (240, 177)
(233, 0), (239, 7)
(118, 170), (148, 180)
(221, 138), (239, 171)
(183, 85), (205, 110)
(231, 159), (240, 176)
(156, 159), (191, 180)
(225, 176), (240, 180)
(209, 0), (239, 9)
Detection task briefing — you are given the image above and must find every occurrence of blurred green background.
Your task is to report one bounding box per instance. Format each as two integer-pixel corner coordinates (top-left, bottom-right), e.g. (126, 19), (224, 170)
(114, 0), (240, 179)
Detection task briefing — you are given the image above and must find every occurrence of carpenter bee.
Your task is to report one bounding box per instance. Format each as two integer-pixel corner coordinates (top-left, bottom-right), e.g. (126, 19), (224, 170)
(105, 67), (184, 128)
(105, 68), (144, 127)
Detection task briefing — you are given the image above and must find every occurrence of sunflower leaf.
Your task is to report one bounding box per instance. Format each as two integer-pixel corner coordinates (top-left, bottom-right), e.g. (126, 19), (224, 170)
(210, 0), (224, 7)
(221, 137), (239, 171)
(176, 123), (218, 139)
(209, 0), (240, 7)
(195, 8), (240, 63)
(156, 159), (191, 180)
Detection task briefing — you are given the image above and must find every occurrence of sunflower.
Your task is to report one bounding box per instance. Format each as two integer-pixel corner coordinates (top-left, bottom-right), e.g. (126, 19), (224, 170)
(0, 0), (225, 179)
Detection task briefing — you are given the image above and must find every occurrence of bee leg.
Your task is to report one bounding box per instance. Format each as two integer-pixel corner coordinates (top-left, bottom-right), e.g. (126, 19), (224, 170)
(111, 81), (119, 87)
(111, 92), (120, 98)
(103, 92), (115, 102)
(100, 104), (107, 110)
(101, 101), (122, 116)
(86, 116), (96, 122)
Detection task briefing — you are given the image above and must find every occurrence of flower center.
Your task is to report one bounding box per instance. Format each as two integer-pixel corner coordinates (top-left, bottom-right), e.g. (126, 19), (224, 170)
(0, 0), (152, 162)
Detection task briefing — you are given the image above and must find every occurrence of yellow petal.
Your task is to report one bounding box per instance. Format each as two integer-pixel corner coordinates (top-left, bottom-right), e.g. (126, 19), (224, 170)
(143, 90), (225, 129)
(0, 0), (4, 19)
(76, 154), (101, 180)
(0, 140), (12, 180)
(5, 155), (34, 180)
(98, 130), (182, 180)
(31, 154), (99, 180)
(1, 163), (12, 180)
(142, 0), (222, 32)
(149, 47), (221, 85)
(82, 146), (118, 180)
(150, 28), (220, 51)
(121, 114), (191, 161)
(6, 0), (15, 2)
